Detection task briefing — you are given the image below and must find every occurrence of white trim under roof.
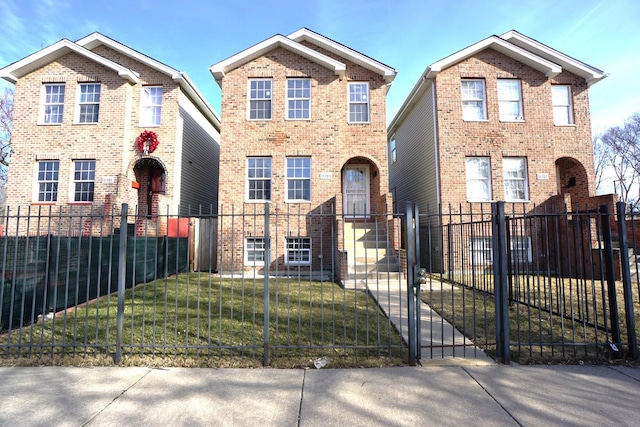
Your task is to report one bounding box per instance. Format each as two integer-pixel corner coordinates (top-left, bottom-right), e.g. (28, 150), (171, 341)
(0, 39), (139, 84)
(210, 34), (347, 84)
(500, 30), (608, 86)
(287, 28), (397, 84)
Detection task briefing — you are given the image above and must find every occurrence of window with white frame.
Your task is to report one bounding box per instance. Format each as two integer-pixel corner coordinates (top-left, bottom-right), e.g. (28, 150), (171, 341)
(470, 235), (532, 266)
(510, 236), (532, 264)
(497, 79), (523, 121)
(552, 85), (574, 125)
(390, 136), (397, 163)
(286, 157), (311, 202)
(461, 79), (486, 121)
(73, 160), (95, 202)
(249, 79), (272, 120)
(503, 157), (528, 201)
(42, 84), (65, 124)
(141, 86), (162, 126)
(37, 160), (59, 202)
(285, 237), (311, 265)
(78, 83), (101, 123)
(348, 82), (369, 123)
(287, 78), (310, 119)
(247, 157), (272, 201)
(465, 157), (491, 201)
(245, 237), (266, 265)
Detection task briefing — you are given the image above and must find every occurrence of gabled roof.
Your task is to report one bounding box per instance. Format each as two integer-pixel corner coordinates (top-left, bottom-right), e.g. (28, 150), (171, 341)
(0, 32), (221, 130)
(389, 30), (608, 134)
(209, 28), (397, 86)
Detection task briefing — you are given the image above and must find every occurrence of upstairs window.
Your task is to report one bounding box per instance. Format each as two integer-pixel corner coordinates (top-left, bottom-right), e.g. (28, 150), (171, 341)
(286, 157), (311, 202)
(390, 136), (397, 163)
(503, 157), (529, 201)
(37, 160), (59, 202)
(43, 84), (65, 124)
(247, 157), (272, 201)
(287, 78), (311, 119)
(552, 85), (574, 125)
(497, 79), (523, 121)
(466, 157), (491, 201)
(249, 79), (272, 120)
(348, 82), (369, 123)
(73, 160), (96, 202)
(78, 83), (101, 123)
(141, 86), (162, 126)
(461, 79), (486, 121)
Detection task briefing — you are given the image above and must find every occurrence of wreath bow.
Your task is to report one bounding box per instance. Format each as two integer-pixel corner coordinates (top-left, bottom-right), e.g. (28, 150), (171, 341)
(137, 130), (159, 154)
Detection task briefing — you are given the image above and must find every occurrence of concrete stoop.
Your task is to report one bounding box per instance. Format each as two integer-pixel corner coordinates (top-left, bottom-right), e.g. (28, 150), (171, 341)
(342, 221), (401, 284)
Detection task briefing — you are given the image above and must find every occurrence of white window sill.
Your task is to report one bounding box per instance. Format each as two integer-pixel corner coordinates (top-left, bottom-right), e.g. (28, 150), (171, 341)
(462, 119), (489, 122)
(347, 121), (370, 125)
(504, 199), (530, 203)
(245, 200), (272, 204)
(38, 122), (63, 126)
(467, 199), (493, 203)
(139, 124), (161, 128)
(73, 122), (99, 125)
(553, 123), (576, 127)
(499, 119), (525, 123)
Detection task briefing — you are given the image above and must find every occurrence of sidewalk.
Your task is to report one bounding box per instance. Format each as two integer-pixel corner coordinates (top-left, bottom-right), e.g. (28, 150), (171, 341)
(1, 364), (639, 426)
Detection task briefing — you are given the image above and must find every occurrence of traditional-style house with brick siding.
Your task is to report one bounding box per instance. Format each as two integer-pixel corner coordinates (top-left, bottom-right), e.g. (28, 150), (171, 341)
(387, 30), (611, 272)
(0, 33), (221, 235)
(210, 28), (398, 279)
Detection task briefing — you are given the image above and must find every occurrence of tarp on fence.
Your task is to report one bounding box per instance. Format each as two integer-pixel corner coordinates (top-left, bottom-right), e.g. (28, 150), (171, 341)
(1, 235), (189, 330)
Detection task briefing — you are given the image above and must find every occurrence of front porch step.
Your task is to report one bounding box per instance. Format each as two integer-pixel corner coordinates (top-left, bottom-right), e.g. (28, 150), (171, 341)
(342, 221), (400, 281)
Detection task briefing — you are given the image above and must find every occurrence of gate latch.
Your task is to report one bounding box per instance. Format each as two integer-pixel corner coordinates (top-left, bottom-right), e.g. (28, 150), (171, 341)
(413, 268), (427, 288)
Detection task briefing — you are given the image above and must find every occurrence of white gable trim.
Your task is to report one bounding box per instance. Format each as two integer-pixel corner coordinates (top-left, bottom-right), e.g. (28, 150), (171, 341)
(0, 39), (139, 84)
(210, 34), (346, 84)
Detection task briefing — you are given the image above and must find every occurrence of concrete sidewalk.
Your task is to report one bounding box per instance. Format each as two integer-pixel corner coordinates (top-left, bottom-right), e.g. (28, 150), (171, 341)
(1, 365), (639, 426)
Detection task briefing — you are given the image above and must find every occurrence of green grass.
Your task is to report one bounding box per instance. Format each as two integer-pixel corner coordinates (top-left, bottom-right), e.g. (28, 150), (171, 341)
(422, 274), (640, 364)
(0, 273), (406, 368)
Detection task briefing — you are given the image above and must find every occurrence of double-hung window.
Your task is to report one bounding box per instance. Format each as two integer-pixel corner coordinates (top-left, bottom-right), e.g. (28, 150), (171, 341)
(503, 157), (528, 201)
(37, 160), (59, 202)
(348, 82), (369, 123)
(465, 157), (491, 201)
(470, 237), (493, 266)
(247, 157), (272, 201)
(390, 136), (397, 163)
(141, 86), (162, 126)
(285, 237), (311, 265)
(73, 160), (96, 202)
(497, 79), (523, 121)
(287, 78), (310, 119)
(249, 79), (272, 120)
(245, 237), (266, 266)
(286, 157), (311, 202)
(461, 79), (486, 121)
(78, 83), (100, 123)
(552, 85), (574, 125)
(43, 84), (65, 124)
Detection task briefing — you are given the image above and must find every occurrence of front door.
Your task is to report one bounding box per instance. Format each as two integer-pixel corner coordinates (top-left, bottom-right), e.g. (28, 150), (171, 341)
(343, 164), (370, 218)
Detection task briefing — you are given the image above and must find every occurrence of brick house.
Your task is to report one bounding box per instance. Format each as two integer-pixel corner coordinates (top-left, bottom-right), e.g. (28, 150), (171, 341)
(387, 30), (610, 271)
(210, 28), (398, 279)
(0, 33), (221, 235)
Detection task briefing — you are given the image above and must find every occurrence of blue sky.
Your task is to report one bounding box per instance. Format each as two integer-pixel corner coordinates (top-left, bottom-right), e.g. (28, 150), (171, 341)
(0, 0), (638, 134)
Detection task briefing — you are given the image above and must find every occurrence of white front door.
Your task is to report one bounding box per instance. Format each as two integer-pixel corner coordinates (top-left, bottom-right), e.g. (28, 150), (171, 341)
(343, 164), (370, 218)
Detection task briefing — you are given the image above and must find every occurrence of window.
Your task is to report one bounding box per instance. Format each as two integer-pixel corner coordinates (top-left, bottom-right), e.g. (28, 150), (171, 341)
(245, 237), (266, 265)
(503, 157), (528, 201)
(249, 79), (272, 120)
(466, 157), (491, 201)
(552, 85), (574, 125)
(287, 78), (311, 119)
(390, 136), (397, 163)
(285, 237), (311, 265)
(286, 157), (311, 202)
(510, 236), (532, 264)
(43, 84), (65, 124)
(348, 82), (369, 123)
(141, 86), (162, 125)
(73, 160), (95, 202)
(247, 157), (272, 201)
(461, 79), (486, 121)
(37, 161), (59, 202)
(497, 79), (523, 121)
(78, 83), (100, 123)
(470, 236), (532, 266)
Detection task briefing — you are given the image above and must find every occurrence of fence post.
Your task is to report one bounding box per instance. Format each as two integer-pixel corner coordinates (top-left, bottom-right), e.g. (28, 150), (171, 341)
(115, 203), (128, 364)
(492, 201), (510, 364)
(405, 201), (417, 366)
(599, 204), (622, 352)
(263, 203), (271, 367)
(615, 202), (638, 360)
(413, 202), (421, 361)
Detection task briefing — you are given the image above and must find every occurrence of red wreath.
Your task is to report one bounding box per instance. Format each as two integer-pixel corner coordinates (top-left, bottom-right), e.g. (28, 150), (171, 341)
(136, 130), (159, 154)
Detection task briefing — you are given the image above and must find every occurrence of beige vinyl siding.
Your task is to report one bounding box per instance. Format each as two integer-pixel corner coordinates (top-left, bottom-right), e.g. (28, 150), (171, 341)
(178, 105), (220, 215)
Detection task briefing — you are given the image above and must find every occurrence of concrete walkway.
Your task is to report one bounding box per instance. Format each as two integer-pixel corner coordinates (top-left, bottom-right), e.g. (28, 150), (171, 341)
(1, 364), (639, 426)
